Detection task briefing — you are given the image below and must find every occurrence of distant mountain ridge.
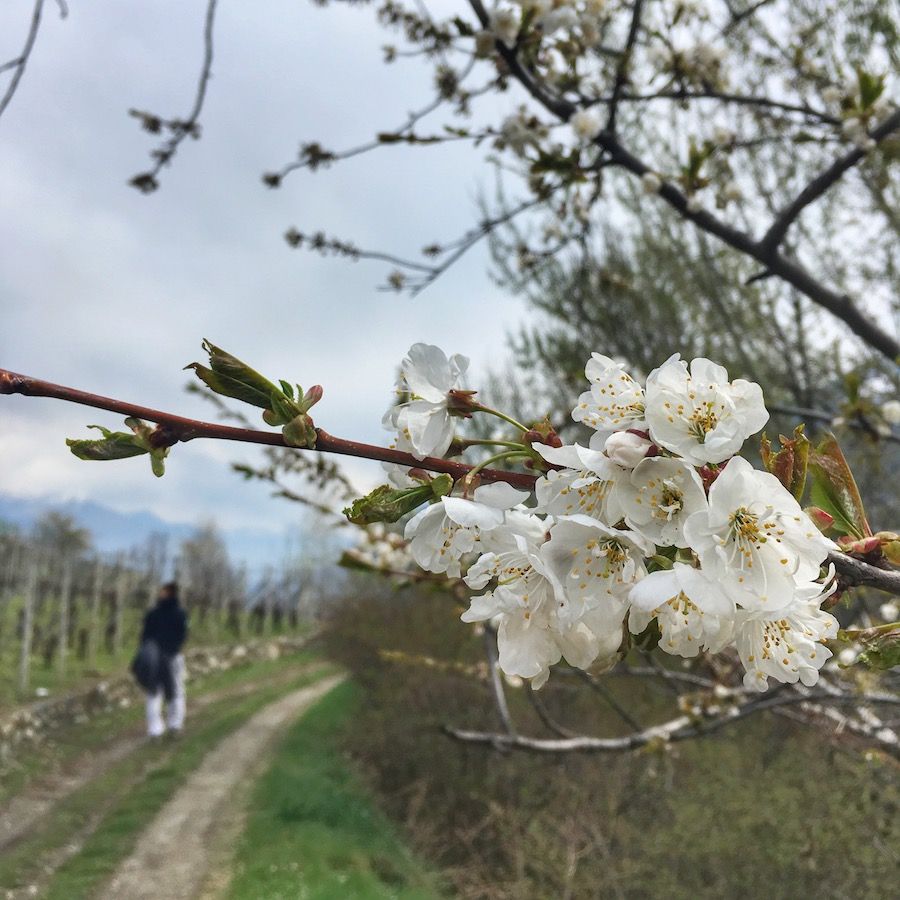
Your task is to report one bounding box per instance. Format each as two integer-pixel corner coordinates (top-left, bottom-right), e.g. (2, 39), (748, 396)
(0, 494), (289, 571)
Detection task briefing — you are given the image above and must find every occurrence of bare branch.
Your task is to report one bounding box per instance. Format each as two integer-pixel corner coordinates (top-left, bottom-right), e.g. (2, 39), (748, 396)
(605, 0), (644, 135)
(128, 0), (219, 193)
(0, 0), (67, 125)
(446, 687), (900, 755)
(760, 109), (900, 254)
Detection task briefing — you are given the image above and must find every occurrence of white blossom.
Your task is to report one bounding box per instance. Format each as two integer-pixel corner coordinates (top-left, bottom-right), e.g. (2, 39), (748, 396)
(734, 578), (839, 691)
(628, 564), (734, 658)
(490, 7), (520, 48)
(573, 353), (646, 443)
(383, 343), (469, 459)
(404, 482), (531, 577)
(683, 457), (832, 611)
(618, 457), (707, 547)
(570, 108), (602, 142)
(641, 171), (662, 194)
(882, 400), (900, 425)
(462, 533), (599, 687)
(643, 355), (768, 465)
(880, 600), (899, 622)
(533, 442), (624, 522)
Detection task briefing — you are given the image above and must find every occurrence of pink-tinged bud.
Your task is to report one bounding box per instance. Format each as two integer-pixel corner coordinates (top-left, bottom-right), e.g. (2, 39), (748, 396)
(806, 507), (835, 532)
(523, 426), (563, 448)
(446, 389), (478, 416)
(837, 535), (881, 555)
(604, 430), (653, 468)
(302, 384), (323, 409)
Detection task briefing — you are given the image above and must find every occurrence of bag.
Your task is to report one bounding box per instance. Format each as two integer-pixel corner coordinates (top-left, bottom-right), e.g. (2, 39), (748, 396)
(131, 639), (162, 694)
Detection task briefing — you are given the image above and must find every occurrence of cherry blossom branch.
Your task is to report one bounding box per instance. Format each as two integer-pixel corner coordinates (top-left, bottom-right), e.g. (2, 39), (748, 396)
(128, 0), (218, 193)
(2, 365), (898, 593)
(0, 367), (536, 490)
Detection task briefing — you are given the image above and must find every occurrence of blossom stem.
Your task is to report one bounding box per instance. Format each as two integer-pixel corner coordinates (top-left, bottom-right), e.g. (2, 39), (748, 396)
(464, 450), (532, 485)
(471, 404), (529, 433)
(456, 438), (528, 451)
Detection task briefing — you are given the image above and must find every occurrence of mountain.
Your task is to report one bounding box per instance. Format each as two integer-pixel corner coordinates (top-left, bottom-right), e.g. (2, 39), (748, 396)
(0, 494), (297, 572)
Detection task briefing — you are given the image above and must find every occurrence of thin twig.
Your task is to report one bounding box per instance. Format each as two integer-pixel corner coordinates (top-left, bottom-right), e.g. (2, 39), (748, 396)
(128, 0), (219, 193)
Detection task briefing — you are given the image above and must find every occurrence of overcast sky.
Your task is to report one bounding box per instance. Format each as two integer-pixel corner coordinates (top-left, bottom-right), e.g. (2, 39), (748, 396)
(0, 0), (532, 535)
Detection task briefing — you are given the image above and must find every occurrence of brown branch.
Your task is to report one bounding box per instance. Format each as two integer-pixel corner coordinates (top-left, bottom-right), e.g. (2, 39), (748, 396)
(605, 0), (644, 135)
(1, 365), (898, 593)
(0, 367), (536, 490)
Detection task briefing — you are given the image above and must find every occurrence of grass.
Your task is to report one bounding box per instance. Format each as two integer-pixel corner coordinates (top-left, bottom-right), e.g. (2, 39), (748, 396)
(227, 680), (444, 900)
(0, 656), (333, 898)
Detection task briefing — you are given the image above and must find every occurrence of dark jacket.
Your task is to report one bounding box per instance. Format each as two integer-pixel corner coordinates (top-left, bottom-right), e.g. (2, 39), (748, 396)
(132, 598), (188, 699)
(140, 597), (188, 656)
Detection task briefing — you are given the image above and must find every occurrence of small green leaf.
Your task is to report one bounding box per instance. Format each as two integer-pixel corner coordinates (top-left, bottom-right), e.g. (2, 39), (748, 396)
(202, 340), (281, 400)
(279, 380), (295, 399)
(66, 426), (148, 462)
(857, 629), (900, 670)
(343, 475), (453, 526)
(808, 434), (871, 538)
(186, 363), (274, 410)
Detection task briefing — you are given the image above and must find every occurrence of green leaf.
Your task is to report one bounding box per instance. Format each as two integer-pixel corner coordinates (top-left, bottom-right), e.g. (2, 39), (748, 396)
(202, 340), (281, 399)
(66, 426), (148, 462)
(857, 629), (900, 671)
(185, 363), (274, 410)
(279, 380), (295, 400)
(808, 434), (871, 538)
(343, 475), (453, 526)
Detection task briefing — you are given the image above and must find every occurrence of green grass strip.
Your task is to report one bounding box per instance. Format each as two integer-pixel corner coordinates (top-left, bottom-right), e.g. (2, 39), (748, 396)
(0, 662), (333, 899)
(227, 680), (444, 900)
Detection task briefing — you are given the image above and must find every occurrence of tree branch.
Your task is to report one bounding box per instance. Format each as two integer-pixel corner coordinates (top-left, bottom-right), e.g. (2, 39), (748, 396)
(0, 0), (67, 125)
(467, 0), (900, 361)
(446, 687), (900, 755)
(128, 0), (218, 193)
(760, 109), (900, 254)
(0, 367), (536, 490)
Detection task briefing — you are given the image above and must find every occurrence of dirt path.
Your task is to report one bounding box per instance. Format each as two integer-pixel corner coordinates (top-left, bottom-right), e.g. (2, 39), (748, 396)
(0, 661), (323, 855)
(98, 674), (344, 900)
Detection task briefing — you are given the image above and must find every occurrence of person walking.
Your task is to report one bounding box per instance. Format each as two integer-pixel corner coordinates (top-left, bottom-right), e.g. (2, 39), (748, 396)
(134, 582), (189, 738)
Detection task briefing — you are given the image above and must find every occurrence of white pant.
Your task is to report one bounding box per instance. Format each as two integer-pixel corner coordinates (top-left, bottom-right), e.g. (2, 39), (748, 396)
(146, 654), (186, 737)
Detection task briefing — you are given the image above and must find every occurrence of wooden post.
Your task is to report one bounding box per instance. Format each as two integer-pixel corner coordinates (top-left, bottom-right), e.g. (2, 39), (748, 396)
(88, 556), (103, 668)
(57, 557), (73, 677)
(113, 555), (127, 659)
(17, 551), (40, 696)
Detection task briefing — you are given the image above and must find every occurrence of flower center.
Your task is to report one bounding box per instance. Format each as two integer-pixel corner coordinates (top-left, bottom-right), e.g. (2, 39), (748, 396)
(688, 402), (719, 441)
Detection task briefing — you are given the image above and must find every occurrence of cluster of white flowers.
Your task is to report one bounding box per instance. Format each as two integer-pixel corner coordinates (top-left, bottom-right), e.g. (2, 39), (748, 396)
(383, 344), (840, 692)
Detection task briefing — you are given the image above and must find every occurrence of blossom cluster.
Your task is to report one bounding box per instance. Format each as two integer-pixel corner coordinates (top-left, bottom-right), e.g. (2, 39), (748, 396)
(382, 343), (840, 692)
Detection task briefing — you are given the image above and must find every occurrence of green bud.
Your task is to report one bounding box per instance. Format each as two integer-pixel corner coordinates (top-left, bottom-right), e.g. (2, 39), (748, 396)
(282, 413), (318, 449)
(343, 474), (454, 525)
(66, 419), (170, 478)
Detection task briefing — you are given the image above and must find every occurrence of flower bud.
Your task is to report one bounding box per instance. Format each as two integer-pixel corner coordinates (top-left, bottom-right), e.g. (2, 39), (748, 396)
(879, 601), (899, 623)
(837, 647), (858, 667)
(604, 430), (653, 468)
(882, 400), (900, 425)
(805, 506), (834, 532)
(474, 30), (495, 58)
(641, 171), (662, 194)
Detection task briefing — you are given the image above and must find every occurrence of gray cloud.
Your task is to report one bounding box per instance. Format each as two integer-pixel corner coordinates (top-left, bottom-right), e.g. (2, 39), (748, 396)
(0, 1), (532, 533)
